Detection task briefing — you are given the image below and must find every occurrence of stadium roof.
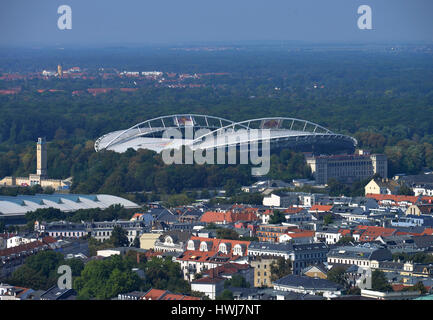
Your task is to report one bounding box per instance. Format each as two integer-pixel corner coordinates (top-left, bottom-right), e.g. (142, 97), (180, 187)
(95, 114), (357, 154)
(0, 194), (140, 216)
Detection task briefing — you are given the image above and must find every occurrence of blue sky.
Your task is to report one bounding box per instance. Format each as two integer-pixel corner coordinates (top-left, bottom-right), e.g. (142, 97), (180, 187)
(1, 0), (432, 46)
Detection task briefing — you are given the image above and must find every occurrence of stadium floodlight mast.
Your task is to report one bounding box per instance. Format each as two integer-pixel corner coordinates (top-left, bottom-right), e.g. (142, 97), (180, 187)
(161, 127), (271, 176)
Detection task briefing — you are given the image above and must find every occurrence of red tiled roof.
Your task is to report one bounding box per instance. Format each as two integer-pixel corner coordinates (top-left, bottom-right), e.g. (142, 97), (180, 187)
(200, 211), (258, 223)
(338, 229), (352, 237)
(178, 237), (250, 263)
(391, 284), (406, 292)
(366, 194), (419, 204)
(0, 240), (46, 257)
(144, 250), (165, 259)
(283, 207), (304, 214)
(42, 236), (57, 244)
(283, 231), (315, 239)
(421, 228), (433, 235)
(309, 205), (333, 212)
(141, 288), (202, 300)
(131, 213), (144, 220)
(421, 196), (433, 204)
(192, 276), (226, 284)
(356, 225), (396, 242)
(143, 289), (168, 300)
(202, 263), (249, 277)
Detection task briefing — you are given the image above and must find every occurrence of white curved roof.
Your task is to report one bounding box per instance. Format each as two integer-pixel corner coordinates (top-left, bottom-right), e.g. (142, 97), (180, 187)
(95, 115), (357, 153)
(0, 194), (140, 216)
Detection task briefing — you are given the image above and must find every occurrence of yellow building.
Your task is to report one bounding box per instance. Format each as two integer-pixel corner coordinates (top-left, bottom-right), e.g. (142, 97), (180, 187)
(249, 256), (277, 288)
(364, 178), (400, 196)
(302, 265), (328, 279)
(139, 232), (162, 250)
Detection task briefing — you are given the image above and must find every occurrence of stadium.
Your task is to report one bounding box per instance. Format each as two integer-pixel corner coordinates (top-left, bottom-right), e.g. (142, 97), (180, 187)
(95, 114), (357, 155)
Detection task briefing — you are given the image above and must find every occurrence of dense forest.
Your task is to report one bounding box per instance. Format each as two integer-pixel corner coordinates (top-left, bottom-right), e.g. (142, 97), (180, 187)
(1, 45), (433, 195)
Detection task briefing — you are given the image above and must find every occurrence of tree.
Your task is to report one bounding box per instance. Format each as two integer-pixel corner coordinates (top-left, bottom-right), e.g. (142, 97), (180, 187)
(327, 179), (350, 196)
(371, 270), (392, 292)
(269, 210), (286, 224)
(143, 257), (190, 294)
(74, 255), (142, 300)
(327, 266), (348, 288)
(110, 225), (129, 247)
(337, 235), (355, 245)
(7, 251), (67, 290)
(398, 184), (414, 196)
(216, 228), (239, 240)
(200, 189), (211, 199)
(412, 281), (427, 294)
(224, 274), (250, 288)
(323, 213), (334, 226)
(63, 258), (85, 277)
(216, 289), (234, 300)
(132, 236), (140, 248)
(270, 257), (292, 281)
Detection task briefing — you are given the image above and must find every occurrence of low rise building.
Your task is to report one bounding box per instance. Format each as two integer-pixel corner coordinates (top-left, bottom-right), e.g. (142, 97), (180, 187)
(273, 274), (343, 297)
(327, 245), (392, 268)
(365, 178), (401, 196)
(191, 276), (225, 300)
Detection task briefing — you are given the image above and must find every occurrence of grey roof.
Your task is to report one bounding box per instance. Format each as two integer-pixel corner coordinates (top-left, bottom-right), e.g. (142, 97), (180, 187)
(413, 235), (433, 249)
(401, 174), (433, 185)
(150, 208), (179, 223)
(40, 286), (76, 300)
(378, 261), (405, 271)
(273, 274), (343, 291)
(328, 245), (392, 261)
(248, 241), (294, 253)
(292, 242), (328, 252)
(394, 226), (426, 235)
(302, 263), (328, 275)
(159, 230), (192, 243)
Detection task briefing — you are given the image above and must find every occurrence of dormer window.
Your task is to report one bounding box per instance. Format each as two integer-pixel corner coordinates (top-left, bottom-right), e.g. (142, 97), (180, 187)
(199, 241), (208, 252)
(187, 240), (196, 251)
(165, 236), (173, 245)
(219, 243), (227, 254)
(233, 244), (243, 256)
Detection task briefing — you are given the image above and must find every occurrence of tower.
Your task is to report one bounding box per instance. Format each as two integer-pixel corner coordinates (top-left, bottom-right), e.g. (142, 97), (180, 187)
(36, 137), (47, 177)
(57, 64), (63, 78)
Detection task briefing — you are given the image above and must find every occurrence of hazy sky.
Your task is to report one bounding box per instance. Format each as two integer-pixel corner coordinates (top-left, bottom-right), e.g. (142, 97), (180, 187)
(1, 0), (432, 46)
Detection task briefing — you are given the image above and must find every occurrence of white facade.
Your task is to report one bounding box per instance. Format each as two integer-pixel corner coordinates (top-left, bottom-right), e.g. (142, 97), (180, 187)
(263, 194), (281, 207)
(191, 280), (224, 300)
(96, 249), (122, 257)
(6, 236), (37, 248)
(413, 186), (433, 196)
(314, 231), (342, 245)
(273, 283), (341, 297)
